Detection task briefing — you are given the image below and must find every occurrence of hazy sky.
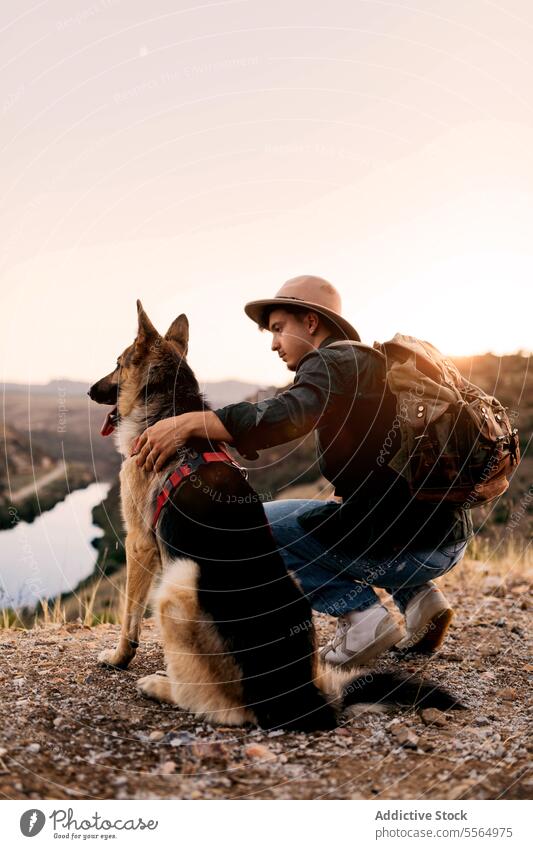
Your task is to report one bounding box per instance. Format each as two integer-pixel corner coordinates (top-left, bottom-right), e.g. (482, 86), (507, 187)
(1, 0), (532, 387)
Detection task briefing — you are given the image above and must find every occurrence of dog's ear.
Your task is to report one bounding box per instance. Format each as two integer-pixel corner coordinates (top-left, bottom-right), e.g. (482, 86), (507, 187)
(135, 299), (159, 348)
(164, 313), (189, 357)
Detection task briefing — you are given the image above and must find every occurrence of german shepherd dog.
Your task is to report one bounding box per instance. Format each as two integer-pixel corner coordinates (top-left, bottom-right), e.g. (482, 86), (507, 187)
(88, 301), (461, 730)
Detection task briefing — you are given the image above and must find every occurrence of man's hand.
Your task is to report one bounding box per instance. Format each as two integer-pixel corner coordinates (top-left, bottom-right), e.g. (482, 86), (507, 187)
(131, 413), (197, 472)
(131, 410), (234, 472)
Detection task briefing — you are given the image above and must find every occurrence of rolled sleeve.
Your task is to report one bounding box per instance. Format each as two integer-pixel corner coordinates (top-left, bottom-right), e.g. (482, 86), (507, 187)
(214, 349), (348, 460)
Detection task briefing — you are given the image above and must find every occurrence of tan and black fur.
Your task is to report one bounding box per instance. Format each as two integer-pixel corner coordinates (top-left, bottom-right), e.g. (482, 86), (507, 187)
(88, 301), (462, 730)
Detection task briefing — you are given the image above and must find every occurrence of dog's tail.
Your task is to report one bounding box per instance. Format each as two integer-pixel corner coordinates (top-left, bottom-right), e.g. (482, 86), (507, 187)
(255, 682), (338, 732)
(340, 670), (465, 712)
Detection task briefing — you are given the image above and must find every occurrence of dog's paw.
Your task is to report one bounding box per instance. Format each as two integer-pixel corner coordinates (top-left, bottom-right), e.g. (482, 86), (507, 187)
(136, 674), (156, 694)
(98, 648), (132, 669)
(137, 674), (172, 703)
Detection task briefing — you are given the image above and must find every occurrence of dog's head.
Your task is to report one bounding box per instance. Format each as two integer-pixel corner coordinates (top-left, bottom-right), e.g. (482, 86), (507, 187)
(88, 300), (190, 439)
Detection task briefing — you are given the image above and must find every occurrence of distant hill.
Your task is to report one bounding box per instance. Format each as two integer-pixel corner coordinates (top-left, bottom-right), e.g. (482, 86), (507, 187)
(0, 422), (93, 527)
(4, 378), (264, 410)
(198, 379), (265, 409)
(3, 379), (91, 395)
(1, 379), (265, 484)
(0, 423), (50, 484)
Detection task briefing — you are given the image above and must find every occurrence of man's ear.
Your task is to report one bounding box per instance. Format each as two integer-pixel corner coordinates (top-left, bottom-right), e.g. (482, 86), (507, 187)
(164, 313), (189, 356)
(135, 299), (160, 349)
(305, 310), (321, 335)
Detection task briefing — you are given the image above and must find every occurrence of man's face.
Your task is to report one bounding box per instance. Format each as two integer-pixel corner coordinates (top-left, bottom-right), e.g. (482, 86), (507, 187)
(268, 308), (319, 371)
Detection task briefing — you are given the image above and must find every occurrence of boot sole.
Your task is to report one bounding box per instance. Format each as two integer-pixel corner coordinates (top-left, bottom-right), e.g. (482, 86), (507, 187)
(322, 623), (405, 671)
(396, 607), (454, 654)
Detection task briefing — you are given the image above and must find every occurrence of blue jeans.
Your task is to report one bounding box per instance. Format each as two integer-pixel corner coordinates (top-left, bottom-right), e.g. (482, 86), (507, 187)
(263, 499), (468, 616)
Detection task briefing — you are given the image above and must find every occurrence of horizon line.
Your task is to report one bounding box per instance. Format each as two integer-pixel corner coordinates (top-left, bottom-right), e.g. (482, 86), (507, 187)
(2, 345), (532, 390)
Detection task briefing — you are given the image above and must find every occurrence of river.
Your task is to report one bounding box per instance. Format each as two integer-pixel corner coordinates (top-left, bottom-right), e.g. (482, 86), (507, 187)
(0, 482), (111, 610)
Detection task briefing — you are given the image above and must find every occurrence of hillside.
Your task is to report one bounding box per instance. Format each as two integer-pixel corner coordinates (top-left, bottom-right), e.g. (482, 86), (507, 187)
(0, 423), (94, 530)
(0, 555), (530, 800)
(1, 377), (263, 485)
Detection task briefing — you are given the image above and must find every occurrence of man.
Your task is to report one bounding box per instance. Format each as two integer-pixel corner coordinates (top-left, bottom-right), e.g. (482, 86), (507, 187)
(133, 276), (473, 668)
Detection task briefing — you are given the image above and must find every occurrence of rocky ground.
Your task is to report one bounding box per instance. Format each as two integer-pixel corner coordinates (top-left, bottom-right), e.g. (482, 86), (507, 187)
(0, 558), (531, 801)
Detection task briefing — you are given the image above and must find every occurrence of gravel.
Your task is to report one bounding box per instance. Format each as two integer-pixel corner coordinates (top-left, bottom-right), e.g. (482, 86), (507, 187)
(0, 569), (531, 800)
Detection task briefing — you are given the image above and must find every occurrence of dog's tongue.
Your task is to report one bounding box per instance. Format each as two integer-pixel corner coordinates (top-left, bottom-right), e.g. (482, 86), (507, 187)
(100, 406), (118, 437)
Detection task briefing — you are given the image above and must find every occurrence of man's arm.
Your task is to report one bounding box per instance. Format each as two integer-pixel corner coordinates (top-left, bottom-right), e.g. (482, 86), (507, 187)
(214, 349), (348, 459)
(132, 409), (234, 471)
(188, 409), (234, 443)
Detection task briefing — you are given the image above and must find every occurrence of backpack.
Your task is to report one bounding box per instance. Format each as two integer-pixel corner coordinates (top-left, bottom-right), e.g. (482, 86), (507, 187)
(328, 335), (520, 507)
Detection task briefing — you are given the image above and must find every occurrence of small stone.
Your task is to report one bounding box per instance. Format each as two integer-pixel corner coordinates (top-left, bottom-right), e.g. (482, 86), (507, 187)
(440, 652), (463, 662)
(190, 742), (215, 760)
(26, 743), (40, 754)
(334, 727), (351, 737)
(159, 760), (177, 774)
(483, 576), (507, 597)
(473, 716), (490, 726)
(480, 642), (501, 657)
(0, 748), (7, 758)
(420, 708), (447, 727)
(52, 717), (64, 728)
(148, 730), (165, 742)
(244, 743), (277, 762)
(496, 687), (516, 701)
(166, 731), (195, 747)
(448, 781), (474, 799)
(391, 726), (419, 748)
(267, 729), (285, 738)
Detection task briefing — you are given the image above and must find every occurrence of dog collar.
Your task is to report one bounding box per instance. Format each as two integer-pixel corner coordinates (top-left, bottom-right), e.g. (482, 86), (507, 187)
(152, 444), (247, 531)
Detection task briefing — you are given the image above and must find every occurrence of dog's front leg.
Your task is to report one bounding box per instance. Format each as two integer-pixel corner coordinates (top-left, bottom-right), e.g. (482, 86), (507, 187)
(98, 530), (160, 669)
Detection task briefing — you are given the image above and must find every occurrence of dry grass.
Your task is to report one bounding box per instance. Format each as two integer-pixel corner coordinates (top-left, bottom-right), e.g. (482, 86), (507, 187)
(446, 536), (532, 592)
(0, 550), (123, 631)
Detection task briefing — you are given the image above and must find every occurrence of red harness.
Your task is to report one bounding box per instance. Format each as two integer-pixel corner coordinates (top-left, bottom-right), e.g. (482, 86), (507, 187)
(152, 444), (247, 530)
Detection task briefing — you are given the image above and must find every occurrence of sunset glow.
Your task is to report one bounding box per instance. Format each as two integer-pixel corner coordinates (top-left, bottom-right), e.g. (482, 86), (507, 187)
(1, 1), (531, 387)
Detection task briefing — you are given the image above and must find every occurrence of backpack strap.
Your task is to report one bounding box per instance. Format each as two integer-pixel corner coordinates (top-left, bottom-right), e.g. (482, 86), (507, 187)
(326, 339), (386, 360)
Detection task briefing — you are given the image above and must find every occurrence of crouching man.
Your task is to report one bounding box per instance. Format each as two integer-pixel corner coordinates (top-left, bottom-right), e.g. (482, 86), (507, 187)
(133, 276), (473, 668)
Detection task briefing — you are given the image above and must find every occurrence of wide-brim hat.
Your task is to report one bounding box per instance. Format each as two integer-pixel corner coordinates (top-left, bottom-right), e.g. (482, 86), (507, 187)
(244, 275), (361, 342)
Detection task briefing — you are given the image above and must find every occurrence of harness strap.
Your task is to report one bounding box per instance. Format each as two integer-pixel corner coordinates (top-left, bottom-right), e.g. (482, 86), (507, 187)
(152, 445), (246, 530)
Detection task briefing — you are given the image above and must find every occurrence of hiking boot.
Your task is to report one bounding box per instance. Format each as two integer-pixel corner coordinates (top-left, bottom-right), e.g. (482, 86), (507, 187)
(320, 603), (405, 669)
(395, 582), (454, 653)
